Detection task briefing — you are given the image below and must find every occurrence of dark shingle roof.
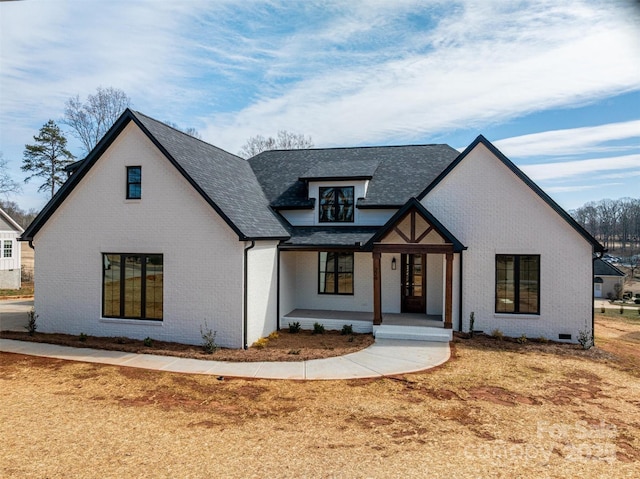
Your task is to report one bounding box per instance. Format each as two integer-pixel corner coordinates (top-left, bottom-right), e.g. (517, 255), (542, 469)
(249, 145), (460, 209)
(594, 258), (625, 277)
(22, 109), (289, 241)
(281, 226), (380, 248)
(131, 112), (289, 239)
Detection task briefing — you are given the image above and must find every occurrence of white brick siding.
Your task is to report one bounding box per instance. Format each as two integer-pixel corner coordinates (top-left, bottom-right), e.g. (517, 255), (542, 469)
(423, 143), (594, 341)
(33, 123), (246, 348)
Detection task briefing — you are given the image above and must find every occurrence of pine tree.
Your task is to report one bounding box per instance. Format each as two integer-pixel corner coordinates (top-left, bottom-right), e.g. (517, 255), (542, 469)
(22, 120), (75, 198)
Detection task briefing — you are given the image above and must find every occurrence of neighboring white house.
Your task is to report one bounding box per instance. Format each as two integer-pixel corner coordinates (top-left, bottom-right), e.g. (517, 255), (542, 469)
(20, 109), (604, 347)
(593, 258), (625, 299)
(0, 208), (23, 290)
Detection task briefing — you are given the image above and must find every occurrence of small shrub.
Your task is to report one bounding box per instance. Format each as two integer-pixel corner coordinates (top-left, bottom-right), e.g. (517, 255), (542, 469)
(341, 324), (353, 335)
(313, 322), (325, 335)
(620, 305), (624, 314)
(516, 334), (527, 344)
(537, 335), (548, 343)
(24, 308), (38, 336)
(252, 337), (269, 349)
(469, 311), (475, 338)
(200, 319), (218, 354)
(600, 306), (606, 313)
(78, 333), (88, 342)
(578, 329), (593, 350)
(268, 331), (279, 340)
(491, 328), (503, 340)
(288, 321), (301, 333)
(143, 337), (153, 347)
(288, 349), (300, 355)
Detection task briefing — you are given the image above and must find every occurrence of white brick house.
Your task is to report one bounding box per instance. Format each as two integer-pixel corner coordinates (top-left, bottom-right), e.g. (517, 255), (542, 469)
(21, 109), (603, 347)
(0, 208), (23, 289)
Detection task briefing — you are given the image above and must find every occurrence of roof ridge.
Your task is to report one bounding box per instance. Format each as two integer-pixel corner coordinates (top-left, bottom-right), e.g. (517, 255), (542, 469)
(255, 143), (455, 154)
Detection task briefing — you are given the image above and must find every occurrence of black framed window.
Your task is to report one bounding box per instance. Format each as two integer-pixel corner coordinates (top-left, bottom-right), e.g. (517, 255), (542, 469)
(495, 255), (540, 314)
(319, 187), (354, 222)
(319, 252), (354, 294)
(103, 253), (163, 320)
(126, 166), (141, 199)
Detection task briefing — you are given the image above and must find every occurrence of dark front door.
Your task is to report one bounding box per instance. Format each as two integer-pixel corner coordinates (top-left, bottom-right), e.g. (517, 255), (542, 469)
(401, 254), (426, 313)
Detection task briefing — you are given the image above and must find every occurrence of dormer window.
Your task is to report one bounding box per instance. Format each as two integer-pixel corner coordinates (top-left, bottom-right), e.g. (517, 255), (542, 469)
(319, 186), (354, 222)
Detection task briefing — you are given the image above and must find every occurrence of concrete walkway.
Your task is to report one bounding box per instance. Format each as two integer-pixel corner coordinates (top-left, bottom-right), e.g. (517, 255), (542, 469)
(0, 338), (450, 380)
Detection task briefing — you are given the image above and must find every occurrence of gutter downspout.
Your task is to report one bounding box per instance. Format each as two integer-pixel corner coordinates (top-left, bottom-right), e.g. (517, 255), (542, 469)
(458, 250), (464, 332)
(243, 240), (255, 350)
(592, 249), (605, 346)
(276, 247), (281, 331)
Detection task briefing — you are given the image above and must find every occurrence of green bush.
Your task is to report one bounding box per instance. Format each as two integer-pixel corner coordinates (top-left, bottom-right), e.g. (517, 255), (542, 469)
(200, 319), (218, 354)
(313, 322), (325, 335)
(341, 324), (353, 335)
(491, 328), (503, 340)
(143, 337), (153, 347)
(24, 308), (38, 336)
(78, 333), (88, 342)
(288, 321), (301, 333)
(516, 334), (527, 344)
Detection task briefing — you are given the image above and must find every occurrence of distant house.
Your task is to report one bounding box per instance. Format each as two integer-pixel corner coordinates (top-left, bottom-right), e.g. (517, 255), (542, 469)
(594, 258), (625, 299)
(0, 208), (23, 289)
(21, 109), (603, 347)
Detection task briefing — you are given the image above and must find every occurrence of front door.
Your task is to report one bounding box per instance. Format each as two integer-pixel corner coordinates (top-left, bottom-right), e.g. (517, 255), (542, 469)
(401, 254), (426, 313)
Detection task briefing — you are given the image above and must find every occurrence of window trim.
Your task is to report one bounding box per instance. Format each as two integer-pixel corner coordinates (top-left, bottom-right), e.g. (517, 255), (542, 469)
(318, 251), (355, 295)
(495, 254), (540, 315)
(102, 253), (163, 321)
(318, 186), (355, 223)
(3, 240), (12, 258)
(126, 166), (142, 200)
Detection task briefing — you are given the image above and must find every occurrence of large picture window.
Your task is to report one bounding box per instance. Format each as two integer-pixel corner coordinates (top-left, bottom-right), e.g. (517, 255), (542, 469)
(319, 187), (354, 222)
(495, 255), (540, 314)
(319, 252), (354, 294)
(103, 253), (163, 320)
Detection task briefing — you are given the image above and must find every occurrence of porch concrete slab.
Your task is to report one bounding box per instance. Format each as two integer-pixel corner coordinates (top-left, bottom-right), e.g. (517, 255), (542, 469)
(253, 361), (305, 379)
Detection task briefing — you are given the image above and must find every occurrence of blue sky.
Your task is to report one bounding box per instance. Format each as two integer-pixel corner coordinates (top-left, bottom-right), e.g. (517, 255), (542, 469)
(1, 0), (639, 212)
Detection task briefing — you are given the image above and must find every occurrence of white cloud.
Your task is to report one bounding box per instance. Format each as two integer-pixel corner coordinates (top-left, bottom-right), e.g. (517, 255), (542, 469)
(521, 154), (640, 181)
(494, 121), (640, 158)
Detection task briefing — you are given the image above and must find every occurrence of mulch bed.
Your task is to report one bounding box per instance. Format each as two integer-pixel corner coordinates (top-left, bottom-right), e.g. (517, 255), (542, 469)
(0, 329), (375, 362)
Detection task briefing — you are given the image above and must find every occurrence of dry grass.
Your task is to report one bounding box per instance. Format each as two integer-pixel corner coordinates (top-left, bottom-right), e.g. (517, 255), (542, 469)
(1, 314), (639, 478)
(0, 281), (34, 298)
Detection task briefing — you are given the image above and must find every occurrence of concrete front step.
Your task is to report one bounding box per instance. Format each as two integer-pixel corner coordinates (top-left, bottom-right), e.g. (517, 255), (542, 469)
(373, 325), (452, 342)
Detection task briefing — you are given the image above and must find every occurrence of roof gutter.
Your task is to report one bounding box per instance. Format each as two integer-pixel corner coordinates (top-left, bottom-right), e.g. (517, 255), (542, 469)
(243, 240), (255, 350)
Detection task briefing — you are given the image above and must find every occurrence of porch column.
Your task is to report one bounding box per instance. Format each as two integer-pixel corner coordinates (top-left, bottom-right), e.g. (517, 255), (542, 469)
(444, 252), (453, 329)
(373, 251), (382, 325)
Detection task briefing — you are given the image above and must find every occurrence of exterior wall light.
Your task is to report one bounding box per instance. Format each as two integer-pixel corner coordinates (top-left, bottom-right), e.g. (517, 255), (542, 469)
(391, 257), (397, 270)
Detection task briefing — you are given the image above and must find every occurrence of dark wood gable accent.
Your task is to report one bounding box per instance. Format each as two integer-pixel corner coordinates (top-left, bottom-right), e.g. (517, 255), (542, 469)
(386, 209), (442, 245)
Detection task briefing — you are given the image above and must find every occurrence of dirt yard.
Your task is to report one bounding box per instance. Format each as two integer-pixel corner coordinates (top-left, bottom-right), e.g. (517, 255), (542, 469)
(1, 314), (639, 478)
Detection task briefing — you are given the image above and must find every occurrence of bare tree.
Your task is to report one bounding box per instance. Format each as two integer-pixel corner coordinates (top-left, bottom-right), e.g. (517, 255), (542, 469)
(0, 199), (38, 229)
(572, 197), (640, 251)
(63, 86), (131, 154)
(0, 152), (21, 197)
(164, 122), (202, 140)
(238, 130), (314, 159)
